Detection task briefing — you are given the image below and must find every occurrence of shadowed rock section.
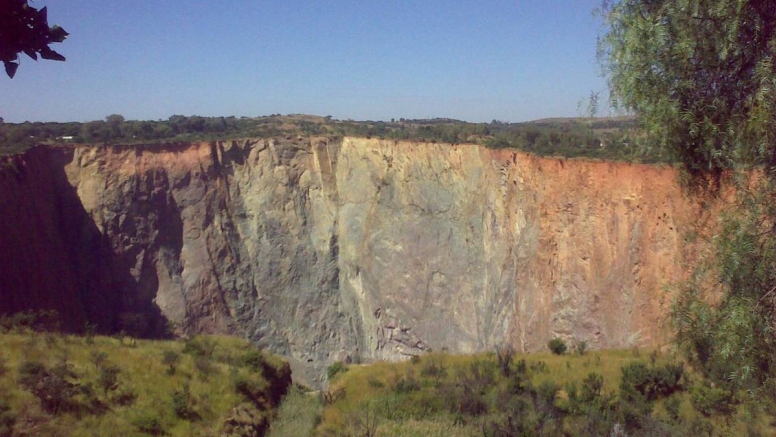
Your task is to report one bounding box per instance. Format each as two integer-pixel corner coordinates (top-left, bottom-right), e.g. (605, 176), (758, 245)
(0, 138), (712, 385)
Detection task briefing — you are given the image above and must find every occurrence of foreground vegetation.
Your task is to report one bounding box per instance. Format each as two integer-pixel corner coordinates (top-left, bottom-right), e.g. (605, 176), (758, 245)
(315, 344), (772, 436)
(0, 327), (290, 436)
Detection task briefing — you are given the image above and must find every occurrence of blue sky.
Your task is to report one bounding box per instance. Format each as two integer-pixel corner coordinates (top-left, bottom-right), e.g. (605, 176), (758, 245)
(0, 1), (607, 123)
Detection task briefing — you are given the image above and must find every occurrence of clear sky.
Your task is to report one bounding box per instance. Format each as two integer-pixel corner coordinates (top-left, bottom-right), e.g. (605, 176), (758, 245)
(0, 1), (607, 123)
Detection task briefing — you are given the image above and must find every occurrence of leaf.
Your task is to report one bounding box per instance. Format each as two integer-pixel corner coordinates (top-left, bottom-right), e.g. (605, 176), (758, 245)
(39, 48), (65, 62)
(50, 26), (69, 43)
(4, 61), (19, 78)
(23, 49), (37, 60)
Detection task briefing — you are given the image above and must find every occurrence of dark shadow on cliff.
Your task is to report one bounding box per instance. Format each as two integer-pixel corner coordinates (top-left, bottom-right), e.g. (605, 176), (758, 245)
(0, 146), (172, 338)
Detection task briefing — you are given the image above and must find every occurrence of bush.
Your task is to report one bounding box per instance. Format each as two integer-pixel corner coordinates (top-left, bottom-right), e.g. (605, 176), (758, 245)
(194, 355), (215, 380)
(449, 384), (489, 417)
(233, 375), (269, 408)
(171, 383), (198, 420)
(663, 394), (682, 423)
(18, 360), (80, 415)
(89, 351), (108, 371)
(579, 373), (604, 404)
(162, 350), (180, 375)
(576, 340), (589, 355)
(241, 350), (267, 373)
(389, 370), (420, 395)
(0, 398), (15, 437)
(326, 361), (348, 381)
(0, 310), (60, 333)
(496, 345), (515, 377)
(110, 388), (137, 406)
(620, 362), (684, 404)
(132, 413), (165, 436)
(419, 358), (446, 383)
(182, 336), (216, 358)
(691, 382), (736, 417)
(97, 365), (120, 394)
(548, 338), (567, 355)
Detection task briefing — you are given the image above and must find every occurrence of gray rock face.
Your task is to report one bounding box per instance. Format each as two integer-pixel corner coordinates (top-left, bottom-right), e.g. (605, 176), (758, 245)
(0, 138), (709, 386)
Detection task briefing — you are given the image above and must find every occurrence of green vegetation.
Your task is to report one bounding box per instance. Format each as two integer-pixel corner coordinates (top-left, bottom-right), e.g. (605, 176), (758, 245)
(314, 350), (769, 436)
(267, 385), (323, 437)
(327, 361), (349, 382)
(0, 330), (290, 436)
(0, 114), (650, 163)
(599, 0), (776, 415)
(0, 1), (68, 78)
(547, 338), (567, 356)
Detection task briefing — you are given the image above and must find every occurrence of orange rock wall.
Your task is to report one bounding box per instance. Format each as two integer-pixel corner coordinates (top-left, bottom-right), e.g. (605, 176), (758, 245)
(0, 139), (713, 384)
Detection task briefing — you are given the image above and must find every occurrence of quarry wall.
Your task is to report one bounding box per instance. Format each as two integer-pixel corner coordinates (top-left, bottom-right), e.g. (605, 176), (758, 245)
(0, 138), (713, 384)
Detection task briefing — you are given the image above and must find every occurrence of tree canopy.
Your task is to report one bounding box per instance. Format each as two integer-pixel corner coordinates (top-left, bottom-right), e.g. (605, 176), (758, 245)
(598, 0), (776, 176)
(0, 0), (68, 78)
(599, 0), (776, 410)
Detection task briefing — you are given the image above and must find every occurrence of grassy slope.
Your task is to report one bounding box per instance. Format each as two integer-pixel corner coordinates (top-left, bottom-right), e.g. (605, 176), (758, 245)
(315, 349), (772, 437)
(0, 332), (290, 437)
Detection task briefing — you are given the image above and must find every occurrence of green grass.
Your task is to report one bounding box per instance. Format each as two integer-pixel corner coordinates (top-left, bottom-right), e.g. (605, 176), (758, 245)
(267, 384), (323, 437)
(315, 349), (774, 437)
(0, 332), (290, 436)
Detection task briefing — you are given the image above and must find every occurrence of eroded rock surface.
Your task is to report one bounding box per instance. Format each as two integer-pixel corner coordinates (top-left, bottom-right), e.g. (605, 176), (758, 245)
(0, 138), (711, 385)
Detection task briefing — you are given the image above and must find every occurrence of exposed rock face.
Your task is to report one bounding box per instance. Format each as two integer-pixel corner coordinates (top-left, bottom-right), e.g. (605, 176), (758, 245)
(0, 138), (710, 385)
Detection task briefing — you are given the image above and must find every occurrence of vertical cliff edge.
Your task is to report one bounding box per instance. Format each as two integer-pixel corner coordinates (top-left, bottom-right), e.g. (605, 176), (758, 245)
(0, 138), (712, 385)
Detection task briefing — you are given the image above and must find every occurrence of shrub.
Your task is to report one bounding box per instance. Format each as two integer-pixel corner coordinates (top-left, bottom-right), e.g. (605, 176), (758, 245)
(182, 336), (216, 358)
(97, 365), (120, 395)
(162, 350), (180, 375)
(0, 398), (15, 437)
(84, 322), (96, 345)
(419, 358), (446, 383)
(579, 373), (604, 403)
(389, 370), (421, 395)
(132, 413), (165, 436)
(171, 383), (198, 420)
(450, 384), (489, 417)
(548, 338), (567, 355)
(0, 310), (60, 333)
(194, 355), (215, 380)
(233, 375), (270, 408)
(691, 383), (737, 417)
(507, 370), (531, 395)
(496, 345), (515, 377)
(576, 340), (589, 356)
(409, 355), (421, 364)
(241, 350), (267, 373)
(326, 361), (348, 381)
(321, 387), (346, 406)
(110, 388), (137, 406)
(663, 394), (681, 423)
(620, 362), (684, 404)
(89, 351), (108, 371)
(18, 360), (80, 415)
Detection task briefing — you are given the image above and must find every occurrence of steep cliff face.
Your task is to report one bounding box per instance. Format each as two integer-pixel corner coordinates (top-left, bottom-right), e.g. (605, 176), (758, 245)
(0, 138), (710, 384)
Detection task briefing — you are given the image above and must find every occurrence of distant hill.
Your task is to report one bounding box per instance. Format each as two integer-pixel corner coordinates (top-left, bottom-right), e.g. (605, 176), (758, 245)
(0, 114), (663, 162)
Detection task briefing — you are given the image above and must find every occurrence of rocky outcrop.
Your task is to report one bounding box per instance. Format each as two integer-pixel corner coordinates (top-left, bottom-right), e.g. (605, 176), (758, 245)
(0, 138), (712, 385)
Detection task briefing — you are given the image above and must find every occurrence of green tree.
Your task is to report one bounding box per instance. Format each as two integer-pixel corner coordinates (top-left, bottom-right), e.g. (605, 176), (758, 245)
(0, 0), (68, 78)
(598, 0), (776, 406)
(598, 0), (776, 175)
